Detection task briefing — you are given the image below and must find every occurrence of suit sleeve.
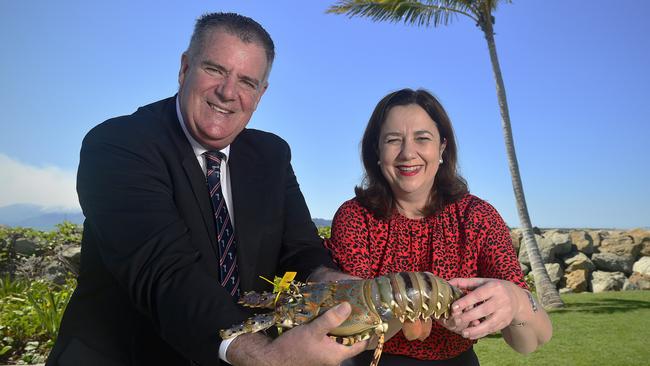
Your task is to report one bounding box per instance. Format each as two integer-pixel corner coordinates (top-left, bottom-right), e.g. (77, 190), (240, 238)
(77, 122), (247, 365)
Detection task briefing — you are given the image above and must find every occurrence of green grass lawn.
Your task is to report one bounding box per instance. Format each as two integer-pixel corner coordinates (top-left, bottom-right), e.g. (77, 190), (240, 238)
(474, 291), (650, 366)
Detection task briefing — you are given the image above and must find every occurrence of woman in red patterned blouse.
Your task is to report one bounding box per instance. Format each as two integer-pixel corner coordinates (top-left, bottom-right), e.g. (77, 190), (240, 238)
(327, 89), (552, 366)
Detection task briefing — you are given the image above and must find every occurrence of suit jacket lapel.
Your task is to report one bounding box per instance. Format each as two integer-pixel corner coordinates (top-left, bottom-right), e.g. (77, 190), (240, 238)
(229, 135), (267, 290)
(182, 158), (218, 247)
(162, 97), (218, 250)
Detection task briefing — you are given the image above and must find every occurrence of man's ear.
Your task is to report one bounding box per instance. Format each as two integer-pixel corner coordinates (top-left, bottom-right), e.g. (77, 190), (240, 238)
(178, 52), (190, 86)
(253, 81), (269, 110)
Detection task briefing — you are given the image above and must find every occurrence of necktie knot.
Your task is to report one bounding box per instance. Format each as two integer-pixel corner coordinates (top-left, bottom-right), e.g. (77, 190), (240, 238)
(204, 151), (225, 171)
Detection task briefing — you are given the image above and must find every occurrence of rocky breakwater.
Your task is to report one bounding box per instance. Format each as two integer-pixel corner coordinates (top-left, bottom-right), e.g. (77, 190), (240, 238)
(0, 226), (81, 284)
(2, 225), (649, 295)
(512, 228), (650, 293)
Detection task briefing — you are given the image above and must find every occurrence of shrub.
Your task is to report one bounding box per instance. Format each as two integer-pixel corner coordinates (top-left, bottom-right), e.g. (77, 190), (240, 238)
(0, 223), (80, 364)
(318, 226), (331, 239)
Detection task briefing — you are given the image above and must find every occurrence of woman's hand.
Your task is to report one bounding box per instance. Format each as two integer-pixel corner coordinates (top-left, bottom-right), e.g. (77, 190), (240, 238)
(436, 307), (481, 335)
(444, 277), (523, 340)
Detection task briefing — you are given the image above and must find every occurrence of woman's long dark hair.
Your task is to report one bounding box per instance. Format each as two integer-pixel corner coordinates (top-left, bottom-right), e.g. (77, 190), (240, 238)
(355, 88), (468, 218)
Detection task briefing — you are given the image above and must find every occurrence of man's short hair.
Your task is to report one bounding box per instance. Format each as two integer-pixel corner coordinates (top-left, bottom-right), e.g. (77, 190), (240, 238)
(187, 12), (275, 72)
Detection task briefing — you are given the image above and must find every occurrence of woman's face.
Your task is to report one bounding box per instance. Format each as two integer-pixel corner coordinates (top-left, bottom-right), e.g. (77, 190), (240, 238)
(378, 104), (446, 205)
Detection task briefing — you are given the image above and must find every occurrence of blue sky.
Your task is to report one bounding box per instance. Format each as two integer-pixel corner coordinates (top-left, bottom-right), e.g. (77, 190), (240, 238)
(1, 0), (648, 229)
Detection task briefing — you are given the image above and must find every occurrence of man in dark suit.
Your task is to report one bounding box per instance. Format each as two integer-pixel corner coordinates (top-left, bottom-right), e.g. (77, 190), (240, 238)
(46, 12), (366, 366)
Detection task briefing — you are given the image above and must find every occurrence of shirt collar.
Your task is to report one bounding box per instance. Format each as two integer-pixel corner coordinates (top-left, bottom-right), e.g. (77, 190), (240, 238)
(176, 96), (230, 161)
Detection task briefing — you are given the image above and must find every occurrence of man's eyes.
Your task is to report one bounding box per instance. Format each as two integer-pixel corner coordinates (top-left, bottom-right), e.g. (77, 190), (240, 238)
(241, 80), (258, 89)
(206, 66), (223, 74)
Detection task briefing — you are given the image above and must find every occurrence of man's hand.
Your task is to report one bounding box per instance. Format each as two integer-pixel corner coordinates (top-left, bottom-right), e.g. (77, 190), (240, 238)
(228, 302), (367, 366)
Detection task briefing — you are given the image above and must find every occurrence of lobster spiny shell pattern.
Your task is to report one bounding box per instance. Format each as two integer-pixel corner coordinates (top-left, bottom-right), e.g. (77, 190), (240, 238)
(220, 272), (463, 366)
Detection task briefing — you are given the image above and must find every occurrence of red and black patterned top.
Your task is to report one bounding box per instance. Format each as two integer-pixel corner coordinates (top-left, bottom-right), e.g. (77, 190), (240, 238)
(324, 194), (526, 360)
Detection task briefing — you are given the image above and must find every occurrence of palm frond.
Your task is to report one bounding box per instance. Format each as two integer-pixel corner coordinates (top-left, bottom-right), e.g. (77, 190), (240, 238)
(327, 0), (480, 27)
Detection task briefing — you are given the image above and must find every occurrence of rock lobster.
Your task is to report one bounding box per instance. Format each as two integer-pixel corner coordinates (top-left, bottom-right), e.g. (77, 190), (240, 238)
(220, 271), (463, 366)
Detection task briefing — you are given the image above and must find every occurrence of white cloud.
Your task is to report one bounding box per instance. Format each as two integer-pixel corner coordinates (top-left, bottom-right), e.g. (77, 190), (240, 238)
(0, 153), (80, 211)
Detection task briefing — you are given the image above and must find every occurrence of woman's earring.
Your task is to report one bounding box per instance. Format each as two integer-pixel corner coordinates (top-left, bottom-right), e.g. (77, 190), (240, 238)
(439, 158), (444, 164)
(377, 160), (381, 165)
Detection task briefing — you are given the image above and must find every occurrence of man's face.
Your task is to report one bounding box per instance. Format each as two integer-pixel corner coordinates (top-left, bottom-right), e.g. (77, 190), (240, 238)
(178, 29), (269, 150)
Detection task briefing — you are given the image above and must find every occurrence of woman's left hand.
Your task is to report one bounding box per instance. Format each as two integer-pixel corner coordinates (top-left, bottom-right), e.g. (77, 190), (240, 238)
(446, 277), (523, 340)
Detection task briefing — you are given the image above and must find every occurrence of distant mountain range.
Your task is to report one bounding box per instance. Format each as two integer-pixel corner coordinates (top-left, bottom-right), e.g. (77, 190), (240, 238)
(0, 204), (85, 231)
(0, 204), (332, 231)
(312, 218), (332, 228)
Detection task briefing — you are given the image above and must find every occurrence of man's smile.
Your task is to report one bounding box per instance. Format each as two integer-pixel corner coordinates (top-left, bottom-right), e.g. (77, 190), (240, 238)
(208, 101), (234, 114)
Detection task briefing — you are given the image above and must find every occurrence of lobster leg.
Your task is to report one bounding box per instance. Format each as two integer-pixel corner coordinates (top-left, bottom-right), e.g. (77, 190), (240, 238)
(238, 290), (278, 309)
(219, 312), (279, 339)
(370, 332), (385, 366)
(329, 329), (374, 346)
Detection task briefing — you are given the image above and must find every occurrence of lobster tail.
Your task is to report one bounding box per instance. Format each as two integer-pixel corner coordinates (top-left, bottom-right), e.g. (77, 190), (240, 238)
(367, 272), (462, 323)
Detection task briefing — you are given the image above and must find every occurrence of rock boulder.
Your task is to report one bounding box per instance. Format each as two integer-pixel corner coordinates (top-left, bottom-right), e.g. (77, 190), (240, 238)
(632, 256), (650, 275)
(563, 251), (596, 273)
(591, 252), (634, 274)
(570, 230), (594, 255)
(599, 235), (641, 258)
(564, 269), (589, 293)
(623, 272), (650, 291)
(591, 271), (626, 293)
(14, 237), (40, 256)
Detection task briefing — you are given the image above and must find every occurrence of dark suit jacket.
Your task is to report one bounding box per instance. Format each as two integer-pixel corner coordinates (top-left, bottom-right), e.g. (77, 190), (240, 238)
(46, 96), (336, 366)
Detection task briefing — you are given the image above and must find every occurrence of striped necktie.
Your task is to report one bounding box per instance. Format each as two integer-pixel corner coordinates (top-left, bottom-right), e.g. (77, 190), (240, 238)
(204, 151), (240, 297)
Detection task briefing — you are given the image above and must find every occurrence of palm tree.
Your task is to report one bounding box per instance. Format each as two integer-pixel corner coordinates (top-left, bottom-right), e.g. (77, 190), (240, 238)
(327, 0), (563, 309)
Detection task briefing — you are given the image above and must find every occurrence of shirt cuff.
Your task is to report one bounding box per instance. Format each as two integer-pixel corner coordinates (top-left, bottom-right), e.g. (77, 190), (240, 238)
(219, 336), (237, 364)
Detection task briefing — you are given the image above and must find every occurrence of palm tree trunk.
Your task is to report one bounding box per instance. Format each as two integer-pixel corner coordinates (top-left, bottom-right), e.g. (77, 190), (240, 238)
(479, 8), (563, 309)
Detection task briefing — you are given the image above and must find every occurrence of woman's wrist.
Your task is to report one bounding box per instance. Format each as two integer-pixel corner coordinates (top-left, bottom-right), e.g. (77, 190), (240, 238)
(509, 289), (538, 327)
